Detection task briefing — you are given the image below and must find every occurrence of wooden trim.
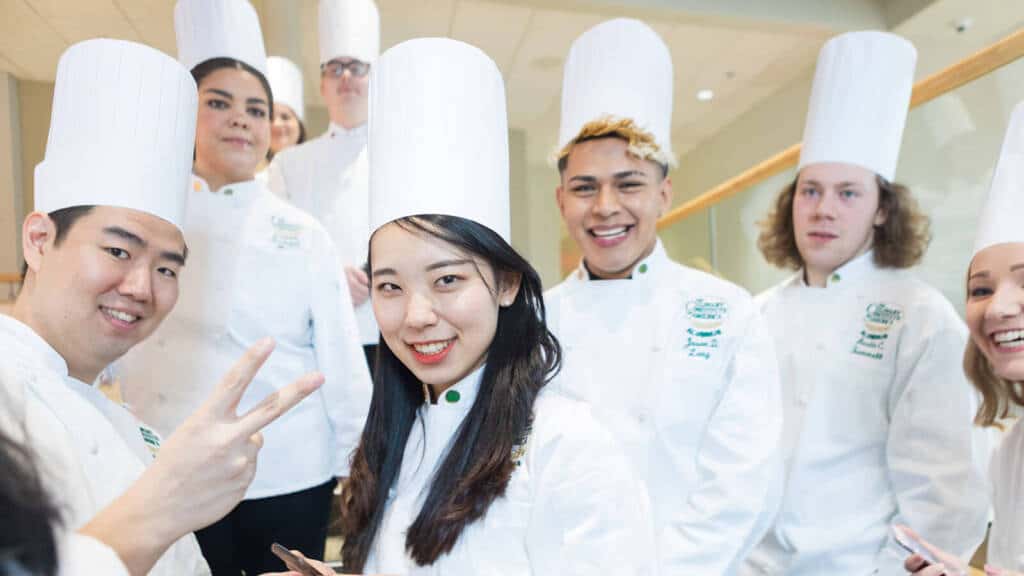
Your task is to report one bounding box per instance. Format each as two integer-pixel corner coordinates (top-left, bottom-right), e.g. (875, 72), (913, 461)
(657, 27), (1024, 230)
(0, 273), (22, 285)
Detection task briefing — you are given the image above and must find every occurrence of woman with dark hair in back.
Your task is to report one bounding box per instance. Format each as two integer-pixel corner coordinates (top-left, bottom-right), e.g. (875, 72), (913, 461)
(115, 1), (371, 573)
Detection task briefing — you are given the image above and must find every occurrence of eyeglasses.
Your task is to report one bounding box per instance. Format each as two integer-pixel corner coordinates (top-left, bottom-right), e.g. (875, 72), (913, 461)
(321, 59), (370, 78)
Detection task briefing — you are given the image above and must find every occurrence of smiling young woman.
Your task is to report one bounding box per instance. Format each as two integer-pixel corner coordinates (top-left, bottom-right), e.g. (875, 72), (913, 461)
(114, 1), (372, 574)
(902, 103), (1024, 576)
(333, 37), (653, 576)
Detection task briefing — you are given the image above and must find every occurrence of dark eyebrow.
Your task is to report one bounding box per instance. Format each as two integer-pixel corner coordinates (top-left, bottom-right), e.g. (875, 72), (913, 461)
(246, 96), (268, 107)
(161, 249), (187, 266)
(426, 259), (473, 272)
(801, 179), (861, 188)
(204, 88), (234, 100)
(613, 170), (648, 180)
(1011, 263), (1024, 272)
(968, 270), (989, 280)
(372, 267), (396, 277)
(568, 175), (598, 184)
(103, 226), (145, 247)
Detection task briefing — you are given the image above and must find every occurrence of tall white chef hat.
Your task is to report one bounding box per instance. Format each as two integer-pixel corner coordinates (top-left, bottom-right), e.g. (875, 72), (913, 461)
(558, 18), (674, 166)
(973, 102), (1024, 257)
(798, 30), (917, 182)
(34, 39), (197, 232)
(267, 56), (305, 121)
(369, 38), (510, 242)
(175, 0), (267, 75)
(319, 0), (380, 64)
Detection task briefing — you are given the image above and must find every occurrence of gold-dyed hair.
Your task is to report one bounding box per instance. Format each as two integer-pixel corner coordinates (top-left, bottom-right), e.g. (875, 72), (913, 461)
(757, 174), (931, 270)
(555, 116), (675, 175)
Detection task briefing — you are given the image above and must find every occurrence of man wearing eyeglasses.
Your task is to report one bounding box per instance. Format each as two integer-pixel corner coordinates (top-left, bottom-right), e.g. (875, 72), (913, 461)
(268, 0), (381, 370)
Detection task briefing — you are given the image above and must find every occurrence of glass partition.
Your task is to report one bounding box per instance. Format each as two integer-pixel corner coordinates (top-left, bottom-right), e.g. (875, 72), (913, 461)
(704, 55), (1024, 316)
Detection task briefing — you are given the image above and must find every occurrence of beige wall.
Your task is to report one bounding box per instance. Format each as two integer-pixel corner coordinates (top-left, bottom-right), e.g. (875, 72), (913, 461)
(0, 76), (52, 279)
(0, 72), (23, 275)
(16, 79), (53, 224)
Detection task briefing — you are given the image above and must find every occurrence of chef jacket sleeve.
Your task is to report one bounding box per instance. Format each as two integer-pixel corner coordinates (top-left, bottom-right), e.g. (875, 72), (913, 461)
(59, 533), (130, 576)
(660, 301), (785, 574)
(874, 299), (990, 576)
(309, 228), (373, 478)
(526, 396), (657, 576)
(266, 154), (291, 201)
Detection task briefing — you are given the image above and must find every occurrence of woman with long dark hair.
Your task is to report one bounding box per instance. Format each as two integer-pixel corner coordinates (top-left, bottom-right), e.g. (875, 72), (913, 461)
(314, 37), (653, 575)
(116, 1), (371, 573)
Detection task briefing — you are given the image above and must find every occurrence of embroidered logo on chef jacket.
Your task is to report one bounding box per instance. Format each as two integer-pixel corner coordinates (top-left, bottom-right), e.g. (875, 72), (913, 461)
(684, 297), (728, 360)
(138, 424), (161, 459)
(852, 302), (903, 360)
(270, 216), (303, 249)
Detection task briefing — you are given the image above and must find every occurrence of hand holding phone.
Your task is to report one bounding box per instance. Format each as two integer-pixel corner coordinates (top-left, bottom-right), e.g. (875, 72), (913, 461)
(893, 525), (963, 576)
(270, 543), (323, 576)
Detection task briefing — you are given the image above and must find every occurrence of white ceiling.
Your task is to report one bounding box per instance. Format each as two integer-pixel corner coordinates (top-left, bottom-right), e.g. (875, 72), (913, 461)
(0, 0), (888, 162)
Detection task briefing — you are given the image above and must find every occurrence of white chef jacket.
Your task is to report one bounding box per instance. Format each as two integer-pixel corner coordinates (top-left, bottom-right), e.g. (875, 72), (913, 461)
(743, 251), (990, 576)
(268, 122), (378, 346)
(0, 314), (209, 575)
(118, 176), (372, 499)
(989, 417), (1024, 571)
(59, 534), (130, 576)
(544, 240), (784, 575)
(364, 366), (656, 575)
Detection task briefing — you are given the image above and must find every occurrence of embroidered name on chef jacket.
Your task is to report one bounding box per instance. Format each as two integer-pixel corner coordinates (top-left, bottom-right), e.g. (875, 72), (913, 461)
(138, 424), (161, 459)
(270, 216), (304, 249)
(852, 302), (903, 360)
(684, 297), (728, 360)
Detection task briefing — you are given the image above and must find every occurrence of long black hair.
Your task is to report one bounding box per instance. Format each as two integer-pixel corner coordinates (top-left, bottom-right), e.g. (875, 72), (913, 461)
(340, 215), (561, 571)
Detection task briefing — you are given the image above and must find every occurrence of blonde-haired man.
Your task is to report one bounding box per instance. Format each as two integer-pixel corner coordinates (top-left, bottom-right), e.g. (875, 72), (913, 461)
(544, 19), (783, 575)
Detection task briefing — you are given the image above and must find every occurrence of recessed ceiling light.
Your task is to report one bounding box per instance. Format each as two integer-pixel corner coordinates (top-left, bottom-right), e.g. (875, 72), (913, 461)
(696, 89), (714, 102)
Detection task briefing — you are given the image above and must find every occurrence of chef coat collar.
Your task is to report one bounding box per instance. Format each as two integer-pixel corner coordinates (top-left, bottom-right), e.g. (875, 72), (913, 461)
(798, 249), (877, 290)
(328, 122), (368, 141)
(569, 239), (666, 286)
(0, 314), (70, 379)
(423, 364), (483, 414)
(190, 174), (261, 209)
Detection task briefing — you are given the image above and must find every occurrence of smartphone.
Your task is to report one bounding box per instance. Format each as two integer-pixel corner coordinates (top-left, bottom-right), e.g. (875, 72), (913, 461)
(892, 525), (963, 575)
(270, 542), (321, 576)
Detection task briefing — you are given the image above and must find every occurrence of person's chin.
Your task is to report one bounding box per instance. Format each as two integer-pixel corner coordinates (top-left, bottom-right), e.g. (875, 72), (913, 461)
(586, 252), (640, 278)
(992, 353), (1024, 380)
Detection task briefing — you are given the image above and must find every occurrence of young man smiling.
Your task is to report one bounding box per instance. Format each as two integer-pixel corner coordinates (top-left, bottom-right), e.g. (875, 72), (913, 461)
(1, 39), (322, 576)
(269, 0), (382, 365)
(544, 19), (783, 575)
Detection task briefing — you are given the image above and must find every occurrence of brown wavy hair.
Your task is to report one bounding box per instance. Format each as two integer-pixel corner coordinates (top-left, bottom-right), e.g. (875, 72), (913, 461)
(757, 174), (931, 270)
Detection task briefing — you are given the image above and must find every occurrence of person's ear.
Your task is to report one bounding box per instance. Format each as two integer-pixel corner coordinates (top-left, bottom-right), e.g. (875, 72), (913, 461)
(22, 212), (56, 274)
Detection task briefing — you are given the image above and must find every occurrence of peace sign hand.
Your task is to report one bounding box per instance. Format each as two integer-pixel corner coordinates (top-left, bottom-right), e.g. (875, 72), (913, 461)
(140, 338), (324, 538)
